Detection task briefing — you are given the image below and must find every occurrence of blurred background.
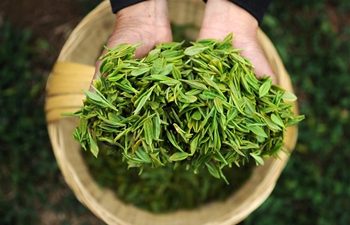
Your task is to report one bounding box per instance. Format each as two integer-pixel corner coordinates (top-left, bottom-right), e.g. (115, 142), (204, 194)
(0, 0), (349, 224)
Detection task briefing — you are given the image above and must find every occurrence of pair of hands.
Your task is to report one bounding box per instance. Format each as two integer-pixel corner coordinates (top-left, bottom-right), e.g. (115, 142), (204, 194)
(93, 0), (276, 85)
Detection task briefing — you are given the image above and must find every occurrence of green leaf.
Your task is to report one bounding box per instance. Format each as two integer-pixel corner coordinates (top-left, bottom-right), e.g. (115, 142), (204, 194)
(258, 113), (282, 131)
(286, 115), (305, 126)
(161, 49), (184, 59)
(83, 89), (117, 111)
(191, 111), (202, 121)
(143, 119), (154, 146)
(135, 148), (152, 163)
(133, 86), (155, 115)
(205, 162), (220, 178)
(159, 63), (173, 76)
(282, 92), (298, 101)
(201, 76), (226, 99)
(248, 125), (268, 138)
(169, 152), (189, 161)
(114, 127), (132, 142)
(106, 73), (124, 82)
(250, 153), (264, 165)
(243, 96), (256, 116)
(259, 79), (272, 98)
(271, 114), (285, 128)
(180, 79), (208, 90)
(214, 149), (228, 165)
(172, 65), (182, 80)
(214, 97), (224, 115)
(184, 46), (208, 56)
(153, 113), (161, 140)
(166, 130), (183, 152)
(190, 135), (200, 155)
(88, 132), (99, 158)
(178, 91), (197, 104)
(100, 61), (114, 75)
(144, 48), (160, 62)
(115, 79), (139, 94)
(78, 117), (88, 137)
(151, 58), (164, 74)
(200, 90), (225, 100)
(131, 66), (150, 76)
(173, 123), (193, 143)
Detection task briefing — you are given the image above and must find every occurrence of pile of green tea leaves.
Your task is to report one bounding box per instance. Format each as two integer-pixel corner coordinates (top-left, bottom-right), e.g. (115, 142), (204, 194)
(70, 34), (304, 183)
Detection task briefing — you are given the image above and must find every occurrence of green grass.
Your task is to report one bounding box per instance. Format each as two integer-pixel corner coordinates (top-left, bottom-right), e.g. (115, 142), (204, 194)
(0, 0), (349, 224)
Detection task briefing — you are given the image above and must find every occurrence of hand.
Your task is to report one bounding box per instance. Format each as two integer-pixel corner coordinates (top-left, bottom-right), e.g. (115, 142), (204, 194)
(91, 0), (172, 90)
(198, 0), (277, 83)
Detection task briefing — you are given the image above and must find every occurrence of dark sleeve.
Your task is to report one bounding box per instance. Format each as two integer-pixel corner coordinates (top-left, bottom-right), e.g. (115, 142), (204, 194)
(203, 0), (271, 25)
(109, 0), (271, 25)
(109, 0), (146, 13)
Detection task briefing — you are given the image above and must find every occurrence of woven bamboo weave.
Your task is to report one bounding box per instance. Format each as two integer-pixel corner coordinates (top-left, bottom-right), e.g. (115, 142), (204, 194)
(45, 1), (298, 224)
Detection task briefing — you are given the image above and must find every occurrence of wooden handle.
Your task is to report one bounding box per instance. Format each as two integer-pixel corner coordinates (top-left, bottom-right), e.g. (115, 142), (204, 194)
(45, 61), (95, 122)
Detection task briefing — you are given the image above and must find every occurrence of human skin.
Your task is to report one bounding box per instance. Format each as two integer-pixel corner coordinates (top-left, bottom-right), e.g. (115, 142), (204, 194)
(91, 0), (276, 90)
(91, 0), (171, 90)
(198, 0), (277, 82)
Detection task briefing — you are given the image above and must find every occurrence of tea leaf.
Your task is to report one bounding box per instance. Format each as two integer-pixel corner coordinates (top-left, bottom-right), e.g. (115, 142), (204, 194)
(133, 86), (155, 115)
(143, 119), (154, 146)
(248, 125), (268, 138)
(159, 63), (173, 76)
(151, 58), (164, 74)
(144, 48), (161, 62)
(78, 117), (88, 138)
(180, 79), (208, 90)
(184, 46), (208, 56)
(201, 76), (226, 99)
(83, 89), (117, 111)
(135, 148), (152, 163)
(250, 153), (264, 165)
(88, 132), (99, 158)
(131, 66), (150, 76)
(282, 92), (298, 101)
(205, 162), (220, 178)
(214, 97), (224, 115)
(179, 91), (197, 104)
(169, 152), (189, 161)
(286, 115), (305, 126)
(166, 130), (184, 152)
(153, 113), (161, 140)
(271, 114), (285, 128)
(172, 65), (182, 80)
(191, 111), (202, 121)
(173, 123), (193, 143)
(259, 78), (272, 98)
(190, 135), (200, 155)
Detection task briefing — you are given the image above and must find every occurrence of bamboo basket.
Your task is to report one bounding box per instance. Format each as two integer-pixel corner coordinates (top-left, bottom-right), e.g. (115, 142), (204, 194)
(45, 1), (298, 224)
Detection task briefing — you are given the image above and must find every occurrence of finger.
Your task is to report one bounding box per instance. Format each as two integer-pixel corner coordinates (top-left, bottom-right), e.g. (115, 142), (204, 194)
(238, 45), (278, 84)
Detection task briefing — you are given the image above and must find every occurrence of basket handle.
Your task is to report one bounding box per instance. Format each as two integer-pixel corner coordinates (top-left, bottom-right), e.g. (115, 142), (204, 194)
(45, 61), (95, 122)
